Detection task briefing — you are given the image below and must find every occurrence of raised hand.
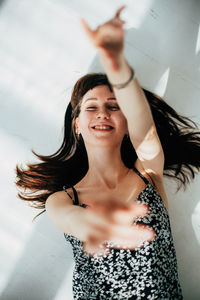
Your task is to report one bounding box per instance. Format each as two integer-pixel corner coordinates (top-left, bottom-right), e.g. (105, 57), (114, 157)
(82, 199), (155, 257)
(80, 6), (126, 71)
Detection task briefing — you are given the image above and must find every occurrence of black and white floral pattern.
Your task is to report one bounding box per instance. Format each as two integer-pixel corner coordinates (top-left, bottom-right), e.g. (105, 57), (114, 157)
(64, 179), (183, 299)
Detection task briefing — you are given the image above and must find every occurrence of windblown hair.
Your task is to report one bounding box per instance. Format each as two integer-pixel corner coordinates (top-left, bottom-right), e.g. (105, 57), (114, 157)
(15, 73), (200, 220)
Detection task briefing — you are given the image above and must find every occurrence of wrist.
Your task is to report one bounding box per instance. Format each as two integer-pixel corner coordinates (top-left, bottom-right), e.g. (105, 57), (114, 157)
(99, 53), (132, 83)
(110, 66), (135, 89)
(99, 51), (125, 70)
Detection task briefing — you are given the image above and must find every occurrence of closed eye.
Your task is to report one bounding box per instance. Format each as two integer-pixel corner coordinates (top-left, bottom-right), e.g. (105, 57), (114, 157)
(86, 107), (97, 110)
(86, 106), (120, 110)
(109, 106), (120, 110)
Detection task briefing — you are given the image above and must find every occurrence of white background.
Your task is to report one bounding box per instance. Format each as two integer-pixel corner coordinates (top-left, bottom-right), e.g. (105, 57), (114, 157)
(0, 0), (200, 299)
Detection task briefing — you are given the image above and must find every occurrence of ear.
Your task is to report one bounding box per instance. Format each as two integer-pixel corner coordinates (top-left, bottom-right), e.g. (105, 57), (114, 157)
(75, 117), (79, 131)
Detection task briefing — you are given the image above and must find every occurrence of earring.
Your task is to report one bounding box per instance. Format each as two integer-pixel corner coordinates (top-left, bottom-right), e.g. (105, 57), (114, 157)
(75, 128), (81, 140)
(75, 127), (79, 135)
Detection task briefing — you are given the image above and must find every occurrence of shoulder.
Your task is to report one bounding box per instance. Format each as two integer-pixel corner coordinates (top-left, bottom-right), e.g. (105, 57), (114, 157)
(45, 189), (74, 211)
(134, 159), (169, 212)
(135, 158), (165, 190)
(45, 189), (82, 235)
(134, 159), (158, 187)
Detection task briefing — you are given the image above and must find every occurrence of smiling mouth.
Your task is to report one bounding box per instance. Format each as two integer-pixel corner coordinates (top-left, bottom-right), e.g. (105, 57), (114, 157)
(92, 125), (114, 131)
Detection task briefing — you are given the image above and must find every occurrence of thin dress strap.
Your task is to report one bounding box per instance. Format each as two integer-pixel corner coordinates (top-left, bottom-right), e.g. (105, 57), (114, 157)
(132, 166), (149, 185)
(63, 184), (79, 205)
(63, 168), (149, 205)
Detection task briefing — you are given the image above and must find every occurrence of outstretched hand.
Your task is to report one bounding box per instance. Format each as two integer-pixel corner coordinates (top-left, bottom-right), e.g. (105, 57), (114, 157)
(82, 199), (155, 257)
(80, 6), (126, 71)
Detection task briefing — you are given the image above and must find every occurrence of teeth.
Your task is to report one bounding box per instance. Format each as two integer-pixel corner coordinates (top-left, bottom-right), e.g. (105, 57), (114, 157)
(94, 126), (112, 130)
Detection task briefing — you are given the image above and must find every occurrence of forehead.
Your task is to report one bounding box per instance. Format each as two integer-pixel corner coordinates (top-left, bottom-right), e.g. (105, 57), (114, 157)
(82, 85), (116, 105)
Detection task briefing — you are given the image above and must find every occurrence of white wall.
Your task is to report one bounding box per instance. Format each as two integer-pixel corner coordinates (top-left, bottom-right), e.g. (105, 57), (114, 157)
(0, 0), (200, 299)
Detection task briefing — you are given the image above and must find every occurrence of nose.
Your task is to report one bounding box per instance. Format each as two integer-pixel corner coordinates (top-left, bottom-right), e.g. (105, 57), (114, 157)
(96, 108), (110, 119)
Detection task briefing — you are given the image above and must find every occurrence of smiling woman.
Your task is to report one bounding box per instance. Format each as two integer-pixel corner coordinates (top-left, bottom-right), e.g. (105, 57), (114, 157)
(15, 6), (200, 300)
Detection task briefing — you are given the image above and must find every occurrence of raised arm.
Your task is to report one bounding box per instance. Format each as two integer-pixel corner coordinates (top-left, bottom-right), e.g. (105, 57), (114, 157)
(81, 6), (164, 178)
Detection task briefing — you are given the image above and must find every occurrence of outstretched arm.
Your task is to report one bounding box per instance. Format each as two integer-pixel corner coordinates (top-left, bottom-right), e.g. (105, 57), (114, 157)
(81, 6), (164, 178)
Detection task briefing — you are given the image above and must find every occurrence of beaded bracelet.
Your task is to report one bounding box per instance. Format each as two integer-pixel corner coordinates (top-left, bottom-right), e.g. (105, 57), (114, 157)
(110, 66), (135, 89)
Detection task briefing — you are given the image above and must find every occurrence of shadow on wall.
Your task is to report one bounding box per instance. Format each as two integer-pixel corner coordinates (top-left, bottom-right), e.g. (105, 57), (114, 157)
(0, 88), (64, 156)
(166, 178), (200, 299)
(0, 213), (74, 300)
(0, 0), (6, 9)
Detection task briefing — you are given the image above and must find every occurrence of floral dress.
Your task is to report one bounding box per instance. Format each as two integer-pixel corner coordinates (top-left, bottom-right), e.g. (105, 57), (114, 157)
(63, 167), (183, 299)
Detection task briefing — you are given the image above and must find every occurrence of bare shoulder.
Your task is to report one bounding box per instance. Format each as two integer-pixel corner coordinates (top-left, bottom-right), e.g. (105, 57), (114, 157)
(45, 189), (74, 211)
(134, 159), (155, 186)
(45, 189), (84, 235)
(134, 159), (169, 212)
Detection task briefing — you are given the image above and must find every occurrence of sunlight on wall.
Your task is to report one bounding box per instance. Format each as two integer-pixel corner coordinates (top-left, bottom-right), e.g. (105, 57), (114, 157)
(0, 229), (22, 266)
(192, 201), (200, 245)
(0, 212), (35, 294)
(0, 198), (36, 295)
(154, 67), (170, 97)
(0, 129), (36, 294)
(0, 229), (22, 292)
(0, 60), (62, 124)
(196, 23), (200, 55)
(0, 0), (96, 124)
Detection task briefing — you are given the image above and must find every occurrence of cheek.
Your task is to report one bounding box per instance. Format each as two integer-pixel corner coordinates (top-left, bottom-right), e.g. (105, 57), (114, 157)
(123, 119), (128, 129)
(78, 113), (92, 129)
(121, 113), (128, 127)
(115, 115), (128, 129)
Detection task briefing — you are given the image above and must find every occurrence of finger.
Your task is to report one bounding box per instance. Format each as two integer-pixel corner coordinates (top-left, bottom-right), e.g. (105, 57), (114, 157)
(117, 202), (149, 224)
(111, 204), (149, 225)
(109, 18), (126, 28)
(115, 5), (126, 19)
(129, 202), (150, 219)
(112, 223), (155, 241)
(89, 201), (149, 225)
(85, 212), (112, 232)
(80, 18), (95, 40)
(89, 200), (150, 224)
(84, 230), (110, 252)
(109, 224), (156, 250)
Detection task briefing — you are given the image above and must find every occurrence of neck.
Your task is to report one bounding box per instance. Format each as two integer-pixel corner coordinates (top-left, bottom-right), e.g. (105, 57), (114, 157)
(84, 145), (130, 190)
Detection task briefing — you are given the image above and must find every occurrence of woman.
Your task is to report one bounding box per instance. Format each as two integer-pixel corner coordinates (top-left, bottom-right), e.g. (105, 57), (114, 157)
(16, 6), (200, 299)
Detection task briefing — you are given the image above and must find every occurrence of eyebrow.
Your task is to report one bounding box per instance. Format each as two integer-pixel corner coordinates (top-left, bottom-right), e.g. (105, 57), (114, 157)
(84, 97), (117, 103)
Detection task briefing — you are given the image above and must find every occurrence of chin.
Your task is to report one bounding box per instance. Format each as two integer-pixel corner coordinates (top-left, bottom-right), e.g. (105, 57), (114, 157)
(86, 137), (122, 147)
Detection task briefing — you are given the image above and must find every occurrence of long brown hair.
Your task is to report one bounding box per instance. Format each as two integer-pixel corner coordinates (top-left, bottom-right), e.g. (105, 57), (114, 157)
(15, 73), (200, 220)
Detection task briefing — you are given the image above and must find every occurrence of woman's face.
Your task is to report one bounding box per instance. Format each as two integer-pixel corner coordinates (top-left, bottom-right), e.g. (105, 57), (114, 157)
(75, 85), (129, 147)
